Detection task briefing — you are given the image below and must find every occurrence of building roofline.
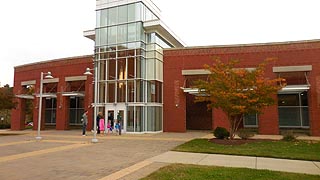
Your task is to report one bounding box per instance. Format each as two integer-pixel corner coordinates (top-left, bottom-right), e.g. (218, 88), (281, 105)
(164, 39), (320, 51)
(14, 54), (94, 69)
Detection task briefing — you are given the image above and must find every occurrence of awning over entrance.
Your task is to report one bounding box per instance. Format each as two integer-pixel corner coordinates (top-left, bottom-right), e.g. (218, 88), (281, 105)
(61, 92), (85, 97)
(279, 85), (310, 93)
(180, 87), (208, 96)
(35, 93), (57, 98)
(15, 94), (35, 99)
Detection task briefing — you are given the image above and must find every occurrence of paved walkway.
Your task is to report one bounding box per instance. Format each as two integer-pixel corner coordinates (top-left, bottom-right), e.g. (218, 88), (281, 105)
(0, 129), (319, 180)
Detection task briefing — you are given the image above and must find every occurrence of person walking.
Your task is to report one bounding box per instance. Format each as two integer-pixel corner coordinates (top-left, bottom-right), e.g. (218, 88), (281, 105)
(99, 115), (105, 135)
(81, 110), (88, 136)
(96, 112), (102, 134)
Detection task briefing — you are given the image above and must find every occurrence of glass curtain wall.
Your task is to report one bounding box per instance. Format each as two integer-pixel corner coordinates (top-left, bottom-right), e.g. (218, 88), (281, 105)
(95, 2), (167, 132)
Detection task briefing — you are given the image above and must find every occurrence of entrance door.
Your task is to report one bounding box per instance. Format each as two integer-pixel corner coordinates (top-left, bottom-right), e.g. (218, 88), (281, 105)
(186, 94), (212, 130)
(105, 105), (126, 133)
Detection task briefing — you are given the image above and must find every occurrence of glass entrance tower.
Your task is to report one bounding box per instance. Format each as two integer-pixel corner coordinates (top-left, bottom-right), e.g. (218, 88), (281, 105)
(85, 0), (184, 133)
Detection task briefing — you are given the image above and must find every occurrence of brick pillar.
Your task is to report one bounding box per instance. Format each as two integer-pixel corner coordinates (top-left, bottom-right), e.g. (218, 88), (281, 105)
(11, 98), (26, 130)
(310, 76), (320, 136)
(56, 80), (69, 130)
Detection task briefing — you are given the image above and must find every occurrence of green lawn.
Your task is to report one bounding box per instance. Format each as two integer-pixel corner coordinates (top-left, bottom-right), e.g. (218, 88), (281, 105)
(173, 139), (320, 161)
(141, 164), (320, 180)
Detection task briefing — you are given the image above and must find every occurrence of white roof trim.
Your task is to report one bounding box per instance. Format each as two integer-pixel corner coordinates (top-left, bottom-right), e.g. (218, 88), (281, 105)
(144, 19), (185, 48)
(83, 29), (95, 41)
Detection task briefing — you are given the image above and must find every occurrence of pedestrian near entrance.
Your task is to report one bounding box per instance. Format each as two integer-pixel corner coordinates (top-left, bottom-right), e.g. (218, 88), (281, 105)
(99, 116), (105, 135)
(81, 110), (88, 136)
(115, 120), (121, 135)
(96, 112), (103, 134)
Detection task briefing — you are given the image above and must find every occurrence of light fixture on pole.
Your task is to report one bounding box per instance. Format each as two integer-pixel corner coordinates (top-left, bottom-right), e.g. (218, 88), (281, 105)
(36, 71), (54, 140)
(84, 67), (98, 143)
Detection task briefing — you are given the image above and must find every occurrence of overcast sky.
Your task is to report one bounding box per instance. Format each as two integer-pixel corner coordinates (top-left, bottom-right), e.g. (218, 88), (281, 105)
(1, 0), (319, 86)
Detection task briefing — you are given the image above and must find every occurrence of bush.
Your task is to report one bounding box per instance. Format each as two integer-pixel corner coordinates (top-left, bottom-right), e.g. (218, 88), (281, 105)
(282, 130), (297, 141)
(213, 127), (230, 139)
(237, 129), (255, 139)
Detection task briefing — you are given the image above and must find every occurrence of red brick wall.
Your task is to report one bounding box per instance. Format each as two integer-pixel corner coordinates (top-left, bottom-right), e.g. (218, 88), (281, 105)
(164, 41), (320, 135)
(11, 55), (94, 131)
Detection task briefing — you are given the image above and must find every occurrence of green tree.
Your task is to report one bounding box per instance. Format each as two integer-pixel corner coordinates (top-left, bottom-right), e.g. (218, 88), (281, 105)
(0, 84), (17, 110)
(195, 58), (285, 139)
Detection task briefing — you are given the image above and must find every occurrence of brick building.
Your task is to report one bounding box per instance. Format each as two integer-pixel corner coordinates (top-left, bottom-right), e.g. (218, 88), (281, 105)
(163, 40), (320, 136)
(11, 0), (320, 136)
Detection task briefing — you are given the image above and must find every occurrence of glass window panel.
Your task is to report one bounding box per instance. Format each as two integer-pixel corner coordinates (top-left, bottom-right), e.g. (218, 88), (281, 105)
(301, 91), (308, 106)
(147, 81), (154, 102)
(146, 106), (162, 131)
(278, 107), (301, 126)
(117, 81), (126, 102)
(95, 29), (101, 46)
(155, 107), (162, 131)
(127, 106), (134, 132)
(107, 82), (115, 103)
(98, 82), (106, 103)
(136, 22), (142, 41)
(136, 80), (144, 102)
(302, 107), (309, 126)
(127, 49), (135, 57)
(136, 57), (142, 78)
(147, 106), (155, 131)
(108, 26), (117, 45)
(117, 58), (126, 80)
(108, 7), (117, 26)
(127, 80), (134, 102)
(117, 24), (127, 44)
(244, 114), (258, 127)
(96, 10), (101, 27)
(117, 50), (126, 58)
(107, 59), (116, 80)
(135, 3), (142, 21)
(128, 4), (136, 22)
(278, 94), (299, 106)
(118, 5), (128, 24)
(99, 60), (106, 81)
(135, 106), (144, 132)
(128, 57), (135, 79)
(128, 23), (136, 41)
(100, 9), (108, 27)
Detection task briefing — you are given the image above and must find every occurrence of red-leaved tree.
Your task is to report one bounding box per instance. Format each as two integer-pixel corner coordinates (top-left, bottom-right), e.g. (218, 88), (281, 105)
(195, 58), (285, 139)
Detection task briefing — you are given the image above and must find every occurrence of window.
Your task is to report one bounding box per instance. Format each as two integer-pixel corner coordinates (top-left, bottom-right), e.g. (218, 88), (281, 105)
(278, 91), (309, 127)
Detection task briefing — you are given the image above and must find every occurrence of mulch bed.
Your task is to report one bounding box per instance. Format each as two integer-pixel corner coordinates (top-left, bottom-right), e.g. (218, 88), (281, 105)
(208, 138), (273, 145)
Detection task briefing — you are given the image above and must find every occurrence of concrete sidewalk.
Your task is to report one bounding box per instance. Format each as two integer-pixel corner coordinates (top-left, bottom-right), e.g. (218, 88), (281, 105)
(149, 151), (320, 175)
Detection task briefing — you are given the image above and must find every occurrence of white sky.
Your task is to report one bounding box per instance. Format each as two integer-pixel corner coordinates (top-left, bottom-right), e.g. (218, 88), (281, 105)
(0, 0), (319, 87)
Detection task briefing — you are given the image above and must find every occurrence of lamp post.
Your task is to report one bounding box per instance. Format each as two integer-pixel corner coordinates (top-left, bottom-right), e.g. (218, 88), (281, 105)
(36, 72), (53, 140)
(84, 67), (98, 143)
